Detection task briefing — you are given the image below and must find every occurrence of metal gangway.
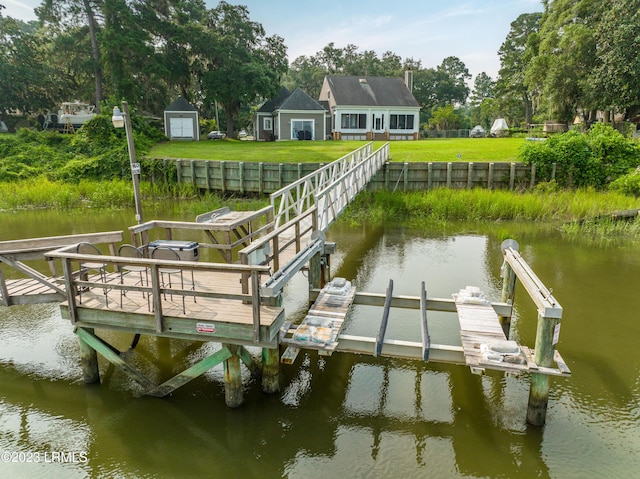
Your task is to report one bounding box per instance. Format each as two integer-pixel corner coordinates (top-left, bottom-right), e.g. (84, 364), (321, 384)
(270, 142), (389, 230)
(251, 142), (390, 295)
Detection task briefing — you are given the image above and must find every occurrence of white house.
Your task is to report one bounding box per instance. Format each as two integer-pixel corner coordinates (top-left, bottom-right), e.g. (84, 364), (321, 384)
(318, 71), (420, 140)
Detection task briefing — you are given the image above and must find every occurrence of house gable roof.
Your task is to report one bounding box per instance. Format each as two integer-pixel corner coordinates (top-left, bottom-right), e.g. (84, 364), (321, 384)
(279, 88), (326, 111)
(257, 87), (291, 113)
(325, 75), (419, 108)
(164, 97), (198, 112)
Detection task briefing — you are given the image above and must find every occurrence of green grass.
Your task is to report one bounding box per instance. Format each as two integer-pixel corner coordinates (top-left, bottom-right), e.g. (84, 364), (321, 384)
(148, 139), (380, 163)
(147, 138), (526, 163)
(388, 138), (525, 162)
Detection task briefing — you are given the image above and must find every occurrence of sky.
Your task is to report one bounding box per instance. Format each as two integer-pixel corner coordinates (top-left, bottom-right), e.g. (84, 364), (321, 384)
(3, 0), (543, 81)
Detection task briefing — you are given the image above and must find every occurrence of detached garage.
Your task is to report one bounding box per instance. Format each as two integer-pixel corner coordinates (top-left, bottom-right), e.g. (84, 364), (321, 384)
(164, 97), (200, 140)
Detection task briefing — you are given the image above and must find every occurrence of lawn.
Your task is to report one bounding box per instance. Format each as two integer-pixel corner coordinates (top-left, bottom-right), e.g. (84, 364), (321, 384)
(147, 137), (526, 163)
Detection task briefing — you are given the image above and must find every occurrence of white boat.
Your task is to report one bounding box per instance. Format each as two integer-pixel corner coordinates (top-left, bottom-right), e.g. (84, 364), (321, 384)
(44, 101), (96, 131)
(58, 101), (96, 126)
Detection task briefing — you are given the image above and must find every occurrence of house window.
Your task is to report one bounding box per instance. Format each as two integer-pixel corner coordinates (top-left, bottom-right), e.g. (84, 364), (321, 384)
(341, 113), (366, 129)
(263, 117), (273, 130)
(390, 114), (415, 130)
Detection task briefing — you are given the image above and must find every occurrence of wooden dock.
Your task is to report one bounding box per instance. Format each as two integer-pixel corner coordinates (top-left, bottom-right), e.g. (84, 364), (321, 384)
(455, 287), (570, 377)
(280, 277), (356, 363)
(0, 143), (571, 425)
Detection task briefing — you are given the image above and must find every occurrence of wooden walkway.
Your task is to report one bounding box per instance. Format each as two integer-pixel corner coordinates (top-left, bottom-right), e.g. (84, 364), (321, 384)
(280, 277), (356, 363)
(455, 287), (570, 377)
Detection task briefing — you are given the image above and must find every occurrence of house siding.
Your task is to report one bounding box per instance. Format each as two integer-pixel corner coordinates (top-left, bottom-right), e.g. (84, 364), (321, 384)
(320, 76), (420, 141)
(277, 111), (325, 141)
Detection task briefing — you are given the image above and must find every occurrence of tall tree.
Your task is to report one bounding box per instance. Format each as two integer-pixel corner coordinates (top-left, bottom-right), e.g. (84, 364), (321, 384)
(136, 0), (208, 108)
(0, 17), (55, 115)
(470, 72), (494, 106)
(413, 56), (470, 112)
(36, 0), (104, 111)
(525, 0), (598, 123)
(200, 2), (287, 137)
(496, 12), (541, 125)
(591, 0), (640, 116)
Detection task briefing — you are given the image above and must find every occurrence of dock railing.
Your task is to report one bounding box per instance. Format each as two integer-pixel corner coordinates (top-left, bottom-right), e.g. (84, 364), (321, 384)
(239, 206), (319, 296)
(316, 143), (390, 231)
(0, 231), (123, 306)
(46, 245), (272, 342)
(270, 142), (374, 228)
(127, 206), (274, 262)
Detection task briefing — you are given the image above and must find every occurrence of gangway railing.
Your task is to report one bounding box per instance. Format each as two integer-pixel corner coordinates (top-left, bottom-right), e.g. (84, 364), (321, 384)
(316, 143), (389, 231)
(270, 142), (375, 228)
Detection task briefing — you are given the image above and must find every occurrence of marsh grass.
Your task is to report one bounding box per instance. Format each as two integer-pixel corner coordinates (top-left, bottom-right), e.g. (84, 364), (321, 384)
(0, 178), (192, 210)
(342, 188), (640, 225)
(0, 177), (269, 216)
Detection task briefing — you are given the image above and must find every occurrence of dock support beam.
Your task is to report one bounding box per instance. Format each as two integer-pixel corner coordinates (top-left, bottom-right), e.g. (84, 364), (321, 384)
(526, 312), (561, 426)
(262, 348), (280, 394)
(499, 240), (518, 337)
(223, 344), (243, 408)
(78, 327), (100, 384)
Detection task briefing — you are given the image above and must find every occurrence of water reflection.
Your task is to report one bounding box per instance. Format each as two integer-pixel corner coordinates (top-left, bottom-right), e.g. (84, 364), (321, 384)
(2, 208), (640, 478)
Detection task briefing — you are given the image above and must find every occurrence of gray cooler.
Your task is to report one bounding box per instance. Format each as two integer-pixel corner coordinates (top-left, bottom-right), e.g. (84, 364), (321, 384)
(148, 240), (199, 261)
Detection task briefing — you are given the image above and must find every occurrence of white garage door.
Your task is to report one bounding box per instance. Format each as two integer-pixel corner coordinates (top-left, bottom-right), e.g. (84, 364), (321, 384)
(170, 117), (194, 139)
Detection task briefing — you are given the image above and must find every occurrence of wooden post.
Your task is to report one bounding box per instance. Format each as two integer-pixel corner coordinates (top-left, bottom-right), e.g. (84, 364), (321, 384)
(258, 162), (264, 194)
(488, 162), (494, 189)
(384, 163), (390, 190)
(446, 162), (453, 188)
(427, 162), (433, 190)
(527, 312), (561, 426)
(220, 161), (226, 193)
(509, 162), (516, 190)
(499, 261), (517, 337)
(403, 162), (409, 191)
(205, 161), (211, 190)
(78, 327), (100, 384)
(467, 162), (474, 189)
(223, 344), (243, 408)
(0, 266), (10, 306)
(262, 348), (279, 394)
(530, 163), (536, 189)
(239, 162), (245, 194)
(499, 239), (518, 337)
(308, 251), (322, 293)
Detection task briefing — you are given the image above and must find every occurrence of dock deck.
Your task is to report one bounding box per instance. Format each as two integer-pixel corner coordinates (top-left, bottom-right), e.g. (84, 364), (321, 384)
(455, 287), (570, 377)
(59, 269), (285, 346)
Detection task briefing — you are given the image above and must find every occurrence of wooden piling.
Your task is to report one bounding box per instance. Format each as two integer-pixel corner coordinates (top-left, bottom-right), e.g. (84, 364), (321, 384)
(78, 327), (100, 384)
(308, 251), (323, 292)
(526, 312), (561, 426)
(262, 348), (280, 394)
(223, 344), (243, 408)
(499, 266), (517, 338)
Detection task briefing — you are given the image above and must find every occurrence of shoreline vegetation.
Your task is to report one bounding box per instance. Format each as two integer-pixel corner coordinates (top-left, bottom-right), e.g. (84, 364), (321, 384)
(1, 178), (639, 239)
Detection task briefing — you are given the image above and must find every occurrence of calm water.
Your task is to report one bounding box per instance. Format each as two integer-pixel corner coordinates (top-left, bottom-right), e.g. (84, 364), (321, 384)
(1, 207), (639, 478)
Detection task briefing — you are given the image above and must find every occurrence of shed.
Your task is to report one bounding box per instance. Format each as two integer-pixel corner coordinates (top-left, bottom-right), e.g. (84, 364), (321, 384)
(164, 97), (200, 141)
